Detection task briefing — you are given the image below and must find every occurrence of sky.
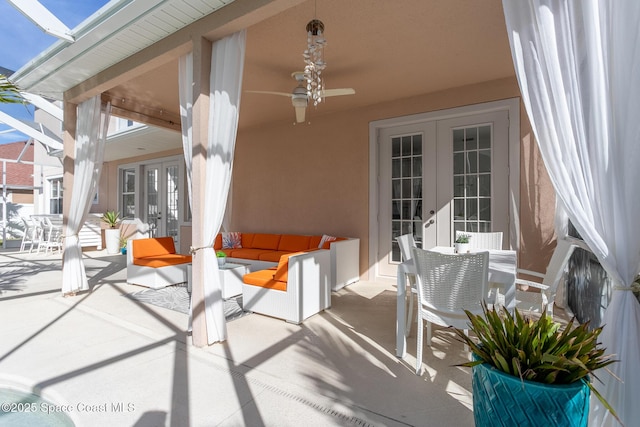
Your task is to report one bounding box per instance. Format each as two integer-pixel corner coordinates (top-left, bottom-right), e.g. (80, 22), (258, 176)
(0, 0), (110, 144)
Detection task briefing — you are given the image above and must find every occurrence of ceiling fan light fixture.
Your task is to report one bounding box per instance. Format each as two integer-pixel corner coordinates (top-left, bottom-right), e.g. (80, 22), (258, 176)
(291, 92), (308, 108)
(303, 17), (326, 107)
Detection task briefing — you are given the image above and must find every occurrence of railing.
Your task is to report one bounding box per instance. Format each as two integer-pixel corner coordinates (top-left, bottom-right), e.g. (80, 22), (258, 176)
(31, 214), (103, 249)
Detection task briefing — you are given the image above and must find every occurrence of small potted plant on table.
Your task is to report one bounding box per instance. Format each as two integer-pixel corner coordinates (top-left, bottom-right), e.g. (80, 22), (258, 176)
(216, 250), (227, 267)
(101, 210), (121, 255)
(454, 233), (471, 253)
(454, 303), (618, 427)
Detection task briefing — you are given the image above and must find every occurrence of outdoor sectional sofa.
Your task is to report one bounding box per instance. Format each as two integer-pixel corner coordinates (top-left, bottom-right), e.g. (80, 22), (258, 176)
(126, 237), (192, 289)
(242, 249), (331, 324)
(214, 232), (359, 291)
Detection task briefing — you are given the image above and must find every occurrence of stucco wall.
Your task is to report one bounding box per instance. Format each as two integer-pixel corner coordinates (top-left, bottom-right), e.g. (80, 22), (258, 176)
(101, 77), (557, 279)
(519, 104), (557, 271)
(233, 77), (557, 279)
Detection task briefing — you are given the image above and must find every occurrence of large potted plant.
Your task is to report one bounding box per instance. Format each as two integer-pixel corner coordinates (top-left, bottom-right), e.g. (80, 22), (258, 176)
(454, 303), (618, 427)
(102, 211), (121, 254)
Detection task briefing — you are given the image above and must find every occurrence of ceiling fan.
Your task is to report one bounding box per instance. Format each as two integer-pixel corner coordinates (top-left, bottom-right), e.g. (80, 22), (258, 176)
(246, 71), (355, 123)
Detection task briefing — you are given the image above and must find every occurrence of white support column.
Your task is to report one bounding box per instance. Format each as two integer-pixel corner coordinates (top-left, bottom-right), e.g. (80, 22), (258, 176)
(62, 100), (77, 266)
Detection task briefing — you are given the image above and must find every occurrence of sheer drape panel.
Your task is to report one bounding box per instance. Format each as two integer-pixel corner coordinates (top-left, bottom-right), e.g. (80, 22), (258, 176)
(61, 96), (110, 294)
(196, 30), (246, 344)
(179, 52), (194, 209)
(502, 2), (640, 425)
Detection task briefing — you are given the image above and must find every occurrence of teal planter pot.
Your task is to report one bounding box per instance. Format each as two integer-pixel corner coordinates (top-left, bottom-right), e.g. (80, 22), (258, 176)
(472, 362), (590, 427)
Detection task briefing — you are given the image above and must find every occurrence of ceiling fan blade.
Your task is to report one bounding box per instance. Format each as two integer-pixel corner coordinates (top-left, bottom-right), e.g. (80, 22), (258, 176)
(295, 106), (306, 123)
(322, 88), (355, 97)
(245, 90), (292, 98)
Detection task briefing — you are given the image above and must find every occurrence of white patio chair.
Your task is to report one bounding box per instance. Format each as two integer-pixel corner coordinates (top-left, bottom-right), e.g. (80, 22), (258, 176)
(396, 233), (418, 335)
(456, 231), (503, 303)
(455, 230), (503, 250)
(39, 216), (63, 255)
(28, 216), (45, 253)
(19, 216), (38, 252)
(412, 247), (489, 375)
(514, 239), (578, 316)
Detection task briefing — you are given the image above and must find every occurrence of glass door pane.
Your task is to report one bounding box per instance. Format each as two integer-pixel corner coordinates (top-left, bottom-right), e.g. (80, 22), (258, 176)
(165, 164), (179, 241)
(390, 134), (423, 262)
(452, 125), (492, 234)
(146, 166), (160, 237)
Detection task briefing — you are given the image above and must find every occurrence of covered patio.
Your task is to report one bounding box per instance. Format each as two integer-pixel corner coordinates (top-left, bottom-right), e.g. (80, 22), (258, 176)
(0, 247), (496, 426)
(5, 0), (640, 425)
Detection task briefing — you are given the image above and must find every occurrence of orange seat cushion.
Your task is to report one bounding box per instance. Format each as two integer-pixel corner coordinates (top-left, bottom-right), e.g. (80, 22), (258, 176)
(243, 268), (287, 291)
(272, 252), (302, 282)
(309, 235), (322, 249)
(214, 234), (223, 250)
(133, 237), (176, 258)
(257, 251), (291, 262)
(278, 235), (311, 252)
(251, 233), (281, 250)
(227, 248), (273, 260)
(241, 233), (255, 248)
(134, 254), (192, 268)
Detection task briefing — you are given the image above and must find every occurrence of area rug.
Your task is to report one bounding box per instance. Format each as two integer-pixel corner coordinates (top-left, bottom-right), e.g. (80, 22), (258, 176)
(125, 284), (250, 322)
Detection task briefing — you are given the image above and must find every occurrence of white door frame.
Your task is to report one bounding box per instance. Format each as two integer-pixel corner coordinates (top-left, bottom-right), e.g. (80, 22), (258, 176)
(368, 98), (521, 282)
(118, 154), (186, 249)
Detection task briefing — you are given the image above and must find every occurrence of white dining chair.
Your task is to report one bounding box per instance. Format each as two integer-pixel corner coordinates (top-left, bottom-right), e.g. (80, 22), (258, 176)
(396, 233), (418, 335)
(514, 239), (578, 316)
(455, 230), (503, 250)
(411, 247), (489, 375)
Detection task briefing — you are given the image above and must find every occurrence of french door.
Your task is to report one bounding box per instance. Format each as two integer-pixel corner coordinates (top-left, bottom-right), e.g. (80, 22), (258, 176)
(144, 161), (180, 246)
(376, 109), (510, 279)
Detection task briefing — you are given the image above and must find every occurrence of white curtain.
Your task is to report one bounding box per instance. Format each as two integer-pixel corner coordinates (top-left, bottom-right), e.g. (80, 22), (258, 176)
(61, 96), (110, 294)
(502, 2), (640, 425)
(181, 49), (232, 232)
(179, 52), (193, 209)
(195, 30), (246, 344)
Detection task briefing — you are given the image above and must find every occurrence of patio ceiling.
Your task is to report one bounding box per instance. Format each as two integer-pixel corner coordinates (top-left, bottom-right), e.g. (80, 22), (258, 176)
(12, 0), (515, 161)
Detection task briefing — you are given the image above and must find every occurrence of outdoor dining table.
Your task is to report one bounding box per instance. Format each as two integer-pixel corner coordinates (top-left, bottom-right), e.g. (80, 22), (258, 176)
(396, 246), (517, 358)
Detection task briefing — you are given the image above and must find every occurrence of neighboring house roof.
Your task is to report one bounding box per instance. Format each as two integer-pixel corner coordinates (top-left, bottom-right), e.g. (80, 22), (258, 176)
(0, 66), (14, 77)
(0, 140), (34, 187)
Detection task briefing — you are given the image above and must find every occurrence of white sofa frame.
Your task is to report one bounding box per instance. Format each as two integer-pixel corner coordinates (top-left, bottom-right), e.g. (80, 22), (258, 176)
(242, 249), (331, 324)
(331, 238), (360, 291)
(126, 239), (190, 290)
(228, 237), (360, 292)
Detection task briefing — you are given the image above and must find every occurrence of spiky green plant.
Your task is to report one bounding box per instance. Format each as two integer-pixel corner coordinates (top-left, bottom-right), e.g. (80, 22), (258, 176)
(101, 211), (120, 228)
(455, 303), (619, 421)
(455, 233), (471, 244)
(0, 74), (24, 104)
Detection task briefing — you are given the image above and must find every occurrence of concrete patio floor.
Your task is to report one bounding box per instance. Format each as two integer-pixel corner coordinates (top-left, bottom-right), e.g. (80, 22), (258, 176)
(0, 248), (477, 427)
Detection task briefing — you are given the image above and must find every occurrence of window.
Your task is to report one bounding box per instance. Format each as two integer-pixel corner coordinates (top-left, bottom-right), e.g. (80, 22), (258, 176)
(452, 125), (492, 233)
(49, 178), (63, 214)
(121, 168), (136, 218)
